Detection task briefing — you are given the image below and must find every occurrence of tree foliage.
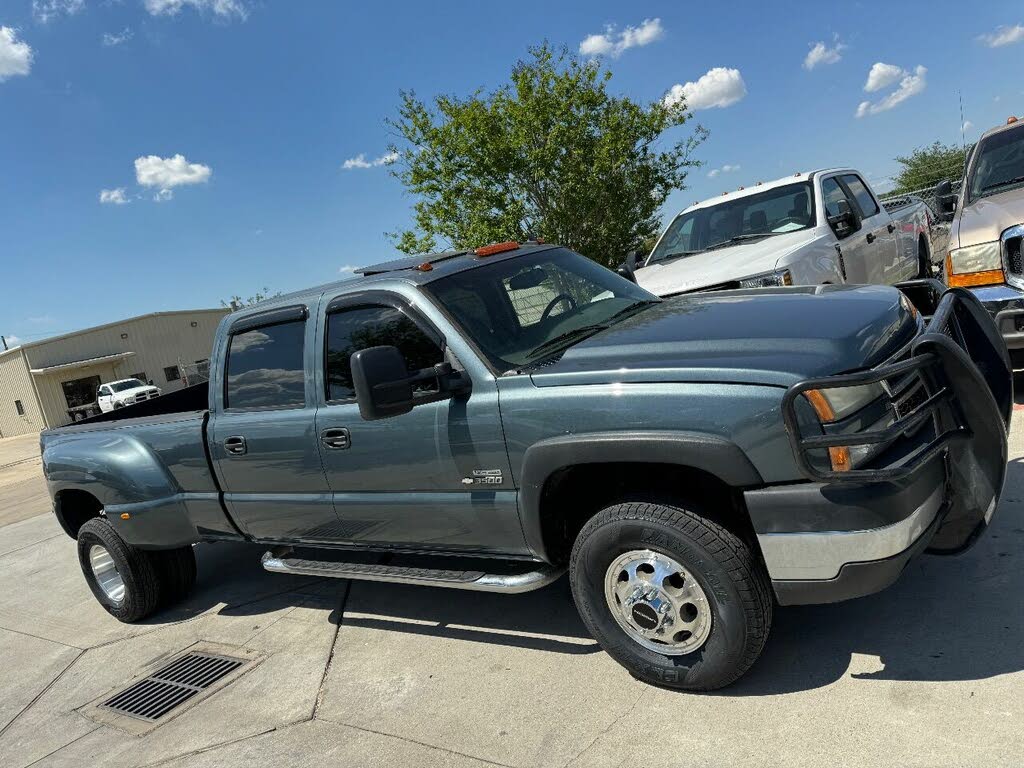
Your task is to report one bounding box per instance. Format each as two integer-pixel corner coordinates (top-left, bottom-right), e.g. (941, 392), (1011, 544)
(892, 141), (971, 194)
(220, 288), (282, 311)
(387, 44), (707, 267)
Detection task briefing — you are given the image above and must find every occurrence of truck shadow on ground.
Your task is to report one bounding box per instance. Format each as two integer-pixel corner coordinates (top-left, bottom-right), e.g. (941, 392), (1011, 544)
(143, 458), (1024, 691)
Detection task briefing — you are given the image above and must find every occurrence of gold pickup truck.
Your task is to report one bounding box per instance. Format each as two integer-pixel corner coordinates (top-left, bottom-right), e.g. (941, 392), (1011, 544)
(938, 116), (1024, 366)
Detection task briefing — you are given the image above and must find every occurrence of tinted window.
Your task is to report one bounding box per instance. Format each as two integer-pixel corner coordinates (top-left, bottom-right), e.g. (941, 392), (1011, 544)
(840, 174), (879, 217)
(226, 320), (306, 409)
(325, 305), (443, 401)
(821, 177), (853, 217)
(968, 126), (1024, 201)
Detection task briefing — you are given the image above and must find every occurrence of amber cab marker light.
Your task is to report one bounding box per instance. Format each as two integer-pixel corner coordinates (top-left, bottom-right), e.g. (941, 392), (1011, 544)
(803, 390), (852, 472)
(474, 241), (519, 257)
(120, 513), (131, 520)
(944, 254), (1003, 288)
(415, 262), (433, 272)
(1009, 116), (1019, 124)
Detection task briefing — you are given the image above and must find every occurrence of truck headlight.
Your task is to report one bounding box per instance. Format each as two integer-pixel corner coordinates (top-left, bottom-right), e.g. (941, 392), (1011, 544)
(737, 269), (793, 289)
(804, 384), (886, 472)
(946, 242), (1003, 287)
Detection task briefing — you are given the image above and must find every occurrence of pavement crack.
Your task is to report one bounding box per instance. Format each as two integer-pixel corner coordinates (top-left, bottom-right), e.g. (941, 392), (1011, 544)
(323, 720), (517, 768)
(0, 649), (84, 740)
(138, 726), (286, 767)
(18, 724), (101, 768)
(560, 688), (645, 768)
(312, 579), (351, 721)
(0, 534), (65, 561)
(0, 625), (85, 651)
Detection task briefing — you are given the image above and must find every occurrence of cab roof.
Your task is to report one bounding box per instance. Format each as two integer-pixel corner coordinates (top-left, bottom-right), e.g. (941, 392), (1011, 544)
(236, 242), (559, 316)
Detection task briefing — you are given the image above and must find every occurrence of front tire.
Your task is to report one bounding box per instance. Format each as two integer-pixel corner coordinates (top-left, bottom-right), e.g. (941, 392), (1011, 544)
(77, 518), (161, 622)
(569, 502), (772, 691)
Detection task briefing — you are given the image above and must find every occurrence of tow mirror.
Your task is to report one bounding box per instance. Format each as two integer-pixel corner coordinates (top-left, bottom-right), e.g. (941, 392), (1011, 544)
(616, 250), (639, 282)
(827, 199), (860, 239)
(934, 179), (957, 217)
(351, 346), (471, 421)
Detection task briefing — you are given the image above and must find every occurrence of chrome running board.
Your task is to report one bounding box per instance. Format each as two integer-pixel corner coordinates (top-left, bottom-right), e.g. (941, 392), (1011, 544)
(260, 551), (565, 594)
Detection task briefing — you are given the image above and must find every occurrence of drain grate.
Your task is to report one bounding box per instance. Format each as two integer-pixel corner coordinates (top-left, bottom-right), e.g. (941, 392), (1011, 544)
(101, 653), (245, 721)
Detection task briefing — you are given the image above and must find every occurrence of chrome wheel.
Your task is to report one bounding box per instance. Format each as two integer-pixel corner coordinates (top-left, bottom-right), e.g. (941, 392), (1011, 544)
(603, 549), (712, 655)
(89, 544), (125, 602)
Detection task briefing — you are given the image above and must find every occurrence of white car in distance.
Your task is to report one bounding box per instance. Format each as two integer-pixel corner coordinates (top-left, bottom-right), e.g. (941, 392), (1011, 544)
(97, 378), (162, 413)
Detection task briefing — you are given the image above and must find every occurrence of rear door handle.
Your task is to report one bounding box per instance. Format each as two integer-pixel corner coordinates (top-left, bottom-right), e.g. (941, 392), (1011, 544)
(887, 223), (896, 233)
(224, 436), (247, 456)
(866, 232), (876, 244)
(320, 427), (351, 450)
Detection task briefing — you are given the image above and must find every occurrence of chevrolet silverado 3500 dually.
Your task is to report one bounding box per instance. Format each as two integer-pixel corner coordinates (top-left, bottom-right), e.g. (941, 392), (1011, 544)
(41, 242), (1011, 690)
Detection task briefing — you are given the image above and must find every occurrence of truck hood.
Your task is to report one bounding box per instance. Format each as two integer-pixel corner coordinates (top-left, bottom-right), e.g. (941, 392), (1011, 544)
(529, 284), (917, 388)
(954, 187), (1024, 248)
(633, 229), (822, 296)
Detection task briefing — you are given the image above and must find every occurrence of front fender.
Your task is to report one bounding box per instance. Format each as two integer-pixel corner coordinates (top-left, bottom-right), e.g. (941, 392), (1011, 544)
(518, 431), (763, 562)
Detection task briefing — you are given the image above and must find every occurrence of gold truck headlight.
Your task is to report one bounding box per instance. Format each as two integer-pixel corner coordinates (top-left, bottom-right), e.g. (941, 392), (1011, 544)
(946, 242), (1002, 287)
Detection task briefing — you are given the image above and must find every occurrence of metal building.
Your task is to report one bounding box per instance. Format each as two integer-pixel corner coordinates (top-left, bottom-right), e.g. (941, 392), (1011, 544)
(0, 309), (228, 437)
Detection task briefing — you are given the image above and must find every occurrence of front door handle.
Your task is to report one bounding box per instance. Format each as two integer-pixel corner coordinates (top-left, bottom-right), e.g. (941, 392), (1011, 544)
(320, 427), (351, 450)
(224, 436), (247, 456)
(887, 223), (896, 233)
(866, 232), (876, 244)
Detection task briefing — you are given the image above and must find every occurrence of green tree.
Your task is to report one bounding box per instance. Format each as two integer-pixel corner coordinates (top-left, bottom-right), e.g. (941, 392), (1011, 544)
(892, 141), (971, 193)
(387, 44), (707, 267)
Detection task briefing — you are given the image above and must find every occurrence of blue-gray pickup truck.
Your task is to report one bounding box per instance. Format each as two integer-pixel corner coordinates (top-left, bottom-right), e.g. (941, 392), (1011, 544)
(40, 242), (1012, 690)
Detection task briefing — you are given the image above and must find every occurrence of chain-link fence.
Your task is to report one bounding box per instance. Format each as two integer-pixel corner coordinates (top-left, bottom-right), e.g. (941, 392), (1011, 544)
(178, 359), (211, 387)
(879, 179), (962, 216)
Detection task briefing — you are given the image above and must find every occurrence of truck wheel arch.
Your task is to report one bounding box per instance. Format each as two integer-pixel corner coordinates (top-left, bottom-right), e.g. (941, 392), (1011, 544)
(54, 488), (104, 539)
(519, 431), (763, 564)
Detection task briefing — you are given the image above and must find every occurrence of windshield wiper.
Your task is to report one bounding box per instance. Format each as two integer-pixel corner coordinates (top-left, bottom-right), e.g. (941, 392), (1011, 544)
(981, 175), (1024, 193)
(524, 324), (609, 362)
(603, 299), (660, 325)
(703, 233), (779, 252)
(651, 250), (700, 264)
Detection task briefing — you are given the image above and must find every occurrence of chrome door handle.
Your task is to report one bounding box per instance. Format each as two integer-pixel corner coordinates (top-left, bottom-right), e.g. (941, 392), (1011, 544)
(224, 436), (247, 456)
(320, 427), (351, 450)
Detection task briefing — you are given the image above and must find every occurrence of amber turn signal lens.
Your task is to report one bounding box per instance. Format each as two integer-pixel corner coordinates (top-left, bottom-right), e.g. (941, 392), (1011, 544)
(804, 390), (851, 472)
(945, 254), (1003, 288)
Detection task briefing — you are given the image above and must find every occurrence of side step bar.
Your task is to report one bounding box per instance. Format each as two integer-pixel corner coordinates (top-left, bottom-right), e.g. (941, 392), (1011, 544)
(261, 551), (566, 594)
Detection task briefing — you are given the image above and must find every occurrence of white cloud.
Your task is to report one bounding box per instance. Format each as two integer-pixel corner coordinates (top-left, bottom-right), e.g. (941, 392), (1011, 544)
(579, 18), (664, 58)
(978, 24), (1024, 48)
(962, 120), (974, 132)
(341, 151), (398, 170)
(32, 0), (84, 24)
(338, 265), (358, 274)
(663, 67), (746, 111)
(707, 163), (740, 178)
(856, 65), (926, 117)
(102, 28), (133, 47)
(864, 62), (905, 92)
(804, 39), (845, 70)
(134, 154), (212, 199)
(0, 27), (33, 82)
(99, 187), (130, 205)
(4, 334), (21, 349)
(145, 0), (248, 19)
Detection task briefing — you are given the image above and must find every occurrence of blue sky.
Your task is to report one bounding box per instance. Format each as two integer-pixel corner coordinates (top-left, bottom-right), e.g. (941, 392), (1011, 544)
(2, 0), (1023, 346)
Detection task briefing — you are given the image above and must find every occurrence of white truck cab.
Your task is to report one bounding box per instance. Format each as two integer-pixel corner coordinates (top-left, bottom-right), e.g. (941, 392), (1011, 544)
(97, 378), (162, 413)
(632, 169), (933, 296)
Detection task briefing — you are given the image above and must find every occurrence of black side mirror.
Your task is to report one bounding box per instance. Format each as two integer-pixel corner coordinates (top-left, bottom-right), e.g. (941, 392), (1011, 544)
(351, 345), (471, 421)
(351, 346), (415, 421)
(827, 199), (860, 239)
(934, 179), (957, 215)
(616, 250), (639, 282)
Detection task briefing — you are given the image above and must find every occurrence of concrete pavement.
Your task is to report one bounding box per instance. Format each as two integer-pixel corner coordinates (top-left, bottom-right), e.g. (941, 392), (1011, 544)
(1, 428), (1022, 767)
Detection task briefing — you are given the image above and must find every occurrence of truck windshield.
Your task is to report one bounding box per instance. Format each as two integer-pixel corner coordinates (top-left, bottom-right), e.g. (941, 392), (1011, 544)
(968, 126), (1024, 202)
(424, 248), (658, 371)
(110, 379), (145, 392)
(648, 181), (815, 264)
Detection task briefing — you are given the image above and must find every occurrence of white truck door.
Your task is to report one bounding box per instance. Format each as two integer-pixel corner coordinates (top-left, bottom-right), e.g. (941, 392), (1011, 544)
(839, 173), (901, 284)
(821, 175), (869, 283)
(97, 386), (112, 413)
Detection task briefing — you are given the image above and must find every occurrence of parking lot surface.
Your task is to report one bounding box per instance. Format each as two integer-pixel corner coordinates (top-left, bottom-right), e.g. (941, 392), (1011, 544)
(1, 424), (1023, 768)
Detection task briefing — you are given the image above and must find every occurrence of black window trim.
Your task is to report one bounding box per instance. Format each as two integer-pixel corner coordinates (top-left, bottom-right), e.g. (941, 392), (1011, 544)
(222, 304), (311, 413)
(322, 290), (447, 406)
(836, 172), (879, 219)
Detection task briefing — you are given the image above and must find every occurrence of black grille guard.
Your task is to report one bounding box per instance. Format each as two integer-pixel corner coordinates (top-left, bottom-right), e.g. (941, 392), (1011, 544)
(783, 284), (1012, 484)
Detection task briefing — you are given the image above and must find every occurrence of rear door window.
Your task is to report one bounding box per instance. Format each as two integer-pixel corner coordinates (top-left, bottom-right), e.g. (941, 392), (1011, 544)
(225, 320), (306, 409)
